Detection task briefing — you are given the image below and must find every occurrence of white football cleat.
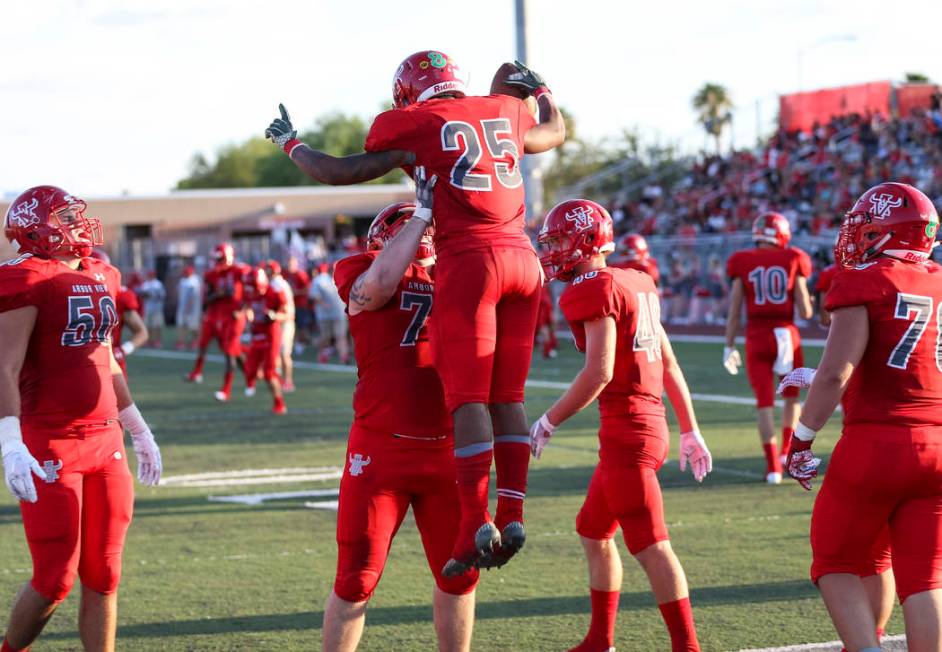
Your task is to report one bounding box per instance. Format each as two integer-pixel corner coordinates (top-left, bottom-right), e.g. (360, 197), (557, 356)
(244, 386), (256, 398)
(214, 391), (229, 402)
(766, 472), (782, 485)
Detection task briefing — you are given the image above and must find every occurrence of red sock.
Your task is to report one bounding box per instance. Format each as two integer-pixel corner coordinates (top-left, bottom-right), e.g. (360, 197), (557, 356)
(781, 427), (794, 457)
(567, 589), (618, 651)
(221, 370), (234, 396)
(762, 442), (781, 474)
(273, 396), (285, 410)
(2, 639), (23, 652)
(876, 626), (884, 641)
(452, 445), (493, 558)
(190, 355), (205, 376)
(494, 435), (530, 530)
(658, 597), (699, 651)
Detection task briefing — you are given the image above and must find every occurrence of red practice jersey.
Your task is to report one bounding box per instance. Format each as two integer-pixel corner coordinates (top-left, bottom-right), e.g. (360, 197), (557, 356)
(113, 285), (140, 351)
(559, 267), (666, 435)
(816, 263), (839, 295)
(826, 258), (942, 429)
(247, 287), (287, 343)
(727, 246), (812, 332)
(204, 264), (247, 315)
(285, 269), (311, 310)
(334, 252), (450, 437)
(610, 258), (660, 286)
(0, 254), (121, 433)
(365, 95), (536, 254)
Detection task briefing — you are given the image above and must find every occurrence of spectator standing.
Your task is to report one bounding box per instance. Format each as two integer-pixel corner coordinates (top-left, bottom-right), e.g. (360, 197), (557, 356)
(310, 263), (349, 364)
(139, 271), (166, 348)
(175, 266), (202, 350)
(266, 260), (297, 391)
(284, 256), (312, 351)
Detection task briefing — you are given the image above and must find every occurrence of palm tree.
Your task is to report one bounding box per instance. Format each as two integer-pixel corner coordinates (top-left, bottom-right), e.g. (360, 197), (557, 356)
(692, 83), (733, 154)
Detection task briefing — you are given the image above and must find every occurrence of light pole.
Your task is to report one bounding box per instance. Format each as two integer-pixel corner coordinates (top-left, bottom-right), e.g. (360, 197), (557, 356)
(797, 34), (858, 92)
(514, 0), (544, 217)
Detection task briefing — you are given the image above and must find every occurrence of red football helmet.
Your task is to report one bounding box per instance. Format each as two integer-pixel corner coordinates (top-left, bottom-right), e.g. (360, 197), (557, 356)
(620, 233), (650, 262)
(836, 182), (939, 268)
(265, 259), (282, 277)
(538, 199), (615, 281)
(752, 212), (791, 247)
(246, 266), (269, 297)
(4, 185), (102, 258)
(392, 51), (466, 109)
(367, 202), (435, 262)
(213, 242), (235, 267)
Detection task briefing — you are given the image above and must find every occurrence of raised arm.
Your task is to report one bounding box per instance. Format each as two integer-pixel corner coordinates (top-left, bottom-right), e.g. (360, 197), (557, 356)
(500, 61), (566, 154)
(266, 104), (414, 185)
(348, 169), (437, 316)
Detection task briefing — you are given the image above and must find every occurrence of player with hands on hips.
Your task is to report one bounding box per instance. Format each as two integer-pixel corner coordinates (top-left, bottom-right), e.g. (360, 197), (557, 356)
(532, 198), (708, 652)
(783, 182), (942, 651)
(0, 185), (162, 652)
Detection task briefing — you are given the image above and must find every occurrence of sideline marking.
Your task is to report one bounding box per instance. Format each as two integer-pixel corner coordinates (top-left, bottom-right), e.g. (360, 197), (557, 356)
(735, 633), (904, 652)
(161, 467), (342, 488)
(208, 488), (339, 506)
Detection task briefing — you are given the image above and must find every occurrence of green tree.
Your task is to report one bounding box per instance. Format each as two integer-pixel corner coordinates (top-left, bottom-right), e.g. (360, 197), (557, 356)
(692, 83), (733, 154)
(904, 72), (931, 84)
(177, 111), (404, 189)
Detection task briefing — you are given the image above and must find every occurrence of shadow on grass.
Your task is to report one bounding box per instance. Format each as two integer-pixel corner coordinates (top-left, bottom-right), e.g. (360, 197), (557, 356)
(43, 579), (817, 640)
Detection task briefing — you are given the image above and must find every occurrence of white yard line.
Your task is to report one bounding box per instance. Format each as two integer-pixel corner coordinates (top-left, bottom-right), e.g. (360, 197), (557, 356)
(161, 467), (342, 488)
(208, 488), (339, 505)
(735, 633), (905, 651)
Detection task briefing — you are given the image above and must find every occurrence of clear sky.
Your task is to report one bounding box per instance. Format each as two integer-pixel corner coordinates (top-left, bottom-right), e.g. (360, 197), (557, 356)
(3, 0), (941, 197)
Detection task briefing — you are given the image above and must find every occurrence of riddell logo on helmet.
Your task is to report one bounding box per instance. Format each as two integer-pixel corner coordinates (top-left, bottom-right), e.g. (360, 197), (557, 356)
(7, 198), (40, 227)
(869, 193), (903, 219)
(565, 206), (595, 232)
(430, 81), (460, 95)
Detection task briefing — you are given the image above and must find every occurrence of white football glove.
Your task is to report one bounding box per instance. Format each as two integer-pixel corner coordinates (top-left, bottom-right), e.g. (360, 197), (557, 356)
(0, 417), (46, 503)
(777, 367), (817, 395)
(679, 430), (713, 483)
(723, 346), (742, 375)
(529, 413), (557, 459)
(119, 405), (163, 487)
(412, 166), (437, 224)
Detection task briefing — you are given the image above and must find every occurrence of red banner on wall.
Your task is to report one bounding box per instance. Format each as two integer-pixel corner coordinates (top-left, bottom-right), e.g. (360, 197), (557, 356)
(779, 81), (892, 132)
(896, 84), (941, 117)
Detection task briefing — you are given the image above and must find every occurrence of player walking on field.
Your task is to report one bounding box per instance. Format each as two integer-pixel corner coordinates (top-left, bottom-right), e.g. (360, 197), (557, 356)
(265, 51), (566, 574)
(0, 186), (162, 652)
(778, 182), (942, 652)
(532, 199), (712, 652)
(326, 169), (478, 651)
(723, 212), (813, 483)
(242, 266), (288, 415)
(186, 242), (248, 402)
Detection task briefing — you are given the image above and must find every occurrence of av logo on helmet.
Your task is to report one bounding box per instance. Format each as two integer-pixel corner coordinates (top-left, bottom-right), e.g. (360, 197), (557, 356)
(348, 453), (371, 477)
(7, 198), (40, 228)
(565, 205), (595, 232)
(869, 192), (903, 219)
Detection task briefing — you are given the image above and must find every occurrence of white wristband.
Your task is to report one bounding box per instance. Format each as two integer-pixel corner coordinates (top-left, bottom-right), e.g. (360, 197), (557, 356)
(0, 416), (22, 449)
(539, 413), (557, 433)
(795, 422), (817, 442)
(121, 341), (136, 356)
(412, 207), (432, 223)
(118, 404), (149, 438)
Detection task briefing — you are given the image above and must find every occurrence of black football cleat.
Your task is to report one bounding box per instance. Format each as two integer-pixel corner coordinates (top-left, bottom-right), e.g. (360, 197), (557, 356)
(478, 521), (526, 570)
(442, 522), (501, 577)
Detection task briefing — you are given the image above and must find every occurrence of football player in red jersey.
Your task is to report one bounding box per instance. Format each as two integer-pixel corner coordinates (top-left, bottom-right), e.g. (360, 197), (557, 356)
(815, 261), (839, 327)
(0, 186), (162, 652)
(242, 266), (288, 415)
(610, 233), (660, 285)
(266, 53), (566, 573)
(326, 169), (478, 651)
(532, 199), (711, 652)
(87, 250), (149, 377)
(186, 242), (248, 402)
(776, 182), (942, 651)
(724, 213), (813, 483)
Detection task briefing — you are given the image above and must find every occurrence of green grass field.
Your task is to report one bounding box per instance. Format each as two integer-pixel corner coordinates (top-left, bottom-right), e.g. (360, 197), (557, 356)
(0, 336), (903, 651)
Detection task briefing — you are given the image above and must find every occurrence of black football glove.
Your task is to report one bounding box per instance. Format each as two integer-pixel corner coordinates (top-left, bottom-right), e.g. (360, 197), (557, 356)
(504, 60), (549, 96)
(265, 104), (297, 148)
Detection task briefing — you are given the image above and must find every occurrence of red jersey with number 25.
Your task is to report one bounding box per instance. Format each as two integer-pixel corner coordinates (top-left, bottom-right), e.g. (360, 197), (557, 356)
(365, 95), (536, 254)
(333, 252), (450, 438)
(0, 254), (121, 433)
(826, 258), (942, 430)
(727, 246), (811, 332)
(560, 267), (666, 436)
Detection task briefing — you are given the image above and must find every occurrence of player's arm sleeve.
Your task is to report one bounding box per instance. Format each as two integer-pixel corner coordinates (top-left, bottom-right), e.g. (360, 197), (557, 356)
(560, 274), (618, 330)
(824, 268), (888, 311)
(725, 253), (740, 280)
(364, 110), (419, 154)
(0, 263), (44, 313)
(797, 250), (813, 277)
(333, 255), (374, 305)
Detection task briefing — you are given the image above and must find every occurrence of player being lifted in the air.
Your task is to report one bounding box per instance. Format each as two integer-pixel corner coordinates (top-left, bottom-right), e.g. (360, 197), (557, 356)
(532, 198), (711, 652)
(265, 52), (565, 575)
(724, 213), (813, 483)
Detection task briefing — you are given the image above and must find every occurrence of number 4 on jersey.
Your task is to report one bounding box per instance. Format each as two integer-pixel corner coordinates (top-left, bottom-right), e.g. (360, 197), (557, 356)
(633, 292), (662, 362)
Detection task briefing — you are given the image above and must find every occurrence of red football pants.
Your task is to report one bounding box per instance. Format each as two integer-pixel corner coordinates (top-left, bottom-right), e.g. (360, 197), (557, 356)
(21, 423), (134, 603)
(576, 431), (670, 555)
(430, 246), (542, 412)
(198, 311), (246, 357)
(811, 425), (942, 601)
(334, 424), (478, 602)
